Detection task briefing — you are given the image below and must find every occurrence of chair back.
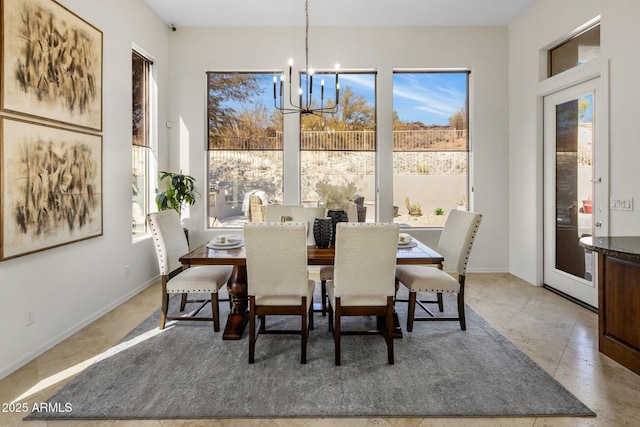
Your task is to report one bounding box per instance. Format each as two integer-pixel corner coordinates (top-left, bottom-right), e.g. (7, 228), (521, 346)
(265, 204), (297, 222)
(265, 205), (326, 245)
(437, 209), (483, 275)
(147, 210), (189, 276)
(244, 222), (309, 297)
(333, 223), (399, 298)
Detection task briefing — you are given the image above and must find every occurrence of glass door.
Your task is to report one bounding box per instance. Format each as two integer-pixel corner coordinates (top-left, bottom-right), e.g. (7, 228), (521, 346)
(543, 78), (602, 308)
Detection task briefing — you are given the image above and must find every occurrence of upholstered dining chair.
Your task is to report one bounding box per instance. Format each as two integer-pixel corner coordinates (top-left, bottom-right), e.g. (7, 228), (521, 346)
(244, 222), (316, 364)
(147, 210), (233, 332)
(326, 222), (400, 365)
(264, 204), (297, 222)
(316, 201), (365, 315)
(395, 209), (482, 331)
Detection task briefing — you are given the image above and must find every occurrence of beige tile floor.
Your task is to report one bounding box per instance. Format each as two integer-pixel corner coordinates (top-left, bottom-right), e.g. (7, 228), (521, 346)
(1, 272), (639, 426)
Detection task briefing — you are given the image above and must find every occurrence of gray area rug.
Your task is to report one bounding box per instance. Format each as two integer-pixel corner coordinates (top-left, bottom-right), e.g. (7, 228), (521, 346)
(26, 291), (595, 420)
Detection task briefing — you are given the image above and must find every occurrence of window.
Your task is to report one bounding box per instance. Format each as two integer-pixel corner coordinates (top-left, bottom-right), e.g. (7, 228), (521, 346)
(548, 24), (600, 77)
(207, 72), (284, 227)
(392, 71), (469, 228)
(300, 72), (376, 220)
(132, 50), (153, 236)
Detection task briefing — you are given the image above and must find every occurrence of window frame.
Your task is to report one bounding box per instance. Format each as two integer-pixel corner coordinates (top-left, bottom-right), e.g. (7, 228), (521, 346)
(132, 48), (156, 238)
(391, 69), (470, 228)
(206, 71), (285, 227)
(548, 23), (600, 78)
(299, 70), (377, 217)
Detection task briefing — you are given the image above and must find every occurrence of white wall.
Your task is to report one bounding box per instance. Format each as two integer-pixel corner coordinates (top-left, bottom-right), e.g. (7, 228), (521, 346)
(167, 25), (510, 272)
(0, 8), (514, 380)
(0, 0), (170, 379)
(508, 0), (640, 284)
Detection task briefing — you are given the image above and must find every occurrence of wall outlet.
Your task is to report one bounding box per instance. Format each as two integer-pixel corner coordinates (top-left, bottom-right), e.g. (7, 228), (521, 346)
(25, 306), (34, 326)
(124, 264), (130, 277)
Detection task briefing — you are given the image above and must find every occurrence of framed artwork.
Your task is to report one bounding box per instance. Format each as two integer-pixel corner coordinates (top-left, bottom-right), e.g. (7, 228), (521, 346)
(1, 117), (102, 261)
(1, 0), (103, 131)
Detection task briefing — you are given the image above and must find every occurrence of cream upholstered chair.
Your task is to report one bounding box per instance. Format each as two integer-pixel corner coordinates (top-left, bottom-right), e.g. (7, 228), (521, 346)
(266, 204), (327, 314)
(147, 210), (233, 332)
(326, 222), (400, 365)
(317, 201), (361, 315)
(264, 204), (297, 222)
(244, 222), (316, 364)
(395, 209), (482, 331)
(266, 205), (326, 245)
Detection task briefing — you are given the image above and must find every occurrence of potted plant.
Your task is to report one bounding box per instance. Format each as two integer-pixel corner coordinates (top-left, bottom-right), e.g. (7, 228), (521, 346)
(315, 181), (357, 244)
(454, 194), (467, 210)
(156, 171), (199, 215)
(582, 196), (592, 213)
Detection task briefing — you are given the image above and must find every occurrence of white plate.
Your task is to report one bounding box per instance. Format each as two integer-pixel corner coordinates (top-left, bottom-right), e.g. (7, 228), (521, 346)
(398, 241), (417, 248)
(207, 240), (244, 250)
(210, 235), (242, 246)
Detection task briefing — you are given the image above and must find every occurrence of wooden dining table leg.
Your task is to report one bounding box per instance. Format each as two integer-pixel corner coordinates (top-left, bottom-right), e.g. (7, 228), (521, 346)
(222, 265), (249, 340)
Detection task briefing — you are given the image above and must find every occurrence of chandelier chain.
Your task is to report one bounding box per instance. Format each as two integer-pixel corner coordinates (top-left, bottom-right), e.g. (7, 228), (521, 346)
(273, 0), (339, 115)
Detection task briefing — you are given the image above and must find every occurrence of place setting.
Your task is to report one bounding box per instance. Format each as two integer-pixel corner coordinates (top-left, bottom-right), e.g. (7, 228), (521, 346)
(206, 233), (244, 249)
(398, 233), (417, 248)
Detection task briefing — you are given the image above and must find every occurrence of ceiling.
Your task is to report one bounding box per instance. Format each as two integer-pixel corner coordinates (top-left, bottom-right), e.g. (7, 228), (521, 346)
(143, 0), (538, 29)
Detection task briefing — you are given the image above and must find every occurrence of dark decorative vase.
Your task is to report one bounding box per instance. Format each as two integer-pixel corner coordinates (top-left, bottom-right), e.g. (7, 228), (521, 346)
(313, 218), (333, 248)
(327, 210), (349, 245)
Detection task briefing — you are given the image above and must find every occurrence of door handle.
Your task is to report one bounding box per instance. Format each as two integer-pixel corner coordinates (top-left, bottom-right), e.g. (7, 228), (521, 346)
(595, 221), (602, 227)
(591, 177), (602, 183)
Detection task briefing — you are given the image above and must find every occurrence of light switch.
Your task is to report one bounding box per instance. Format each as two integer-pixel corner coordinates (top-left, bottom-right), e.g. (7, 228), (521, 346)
(610, 197), (633, 211)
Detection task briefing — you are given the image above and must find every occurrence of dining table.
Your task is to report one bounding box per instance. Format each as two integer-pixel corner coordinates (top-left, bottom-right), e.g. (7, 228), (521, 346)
(179, 238), (444, 340)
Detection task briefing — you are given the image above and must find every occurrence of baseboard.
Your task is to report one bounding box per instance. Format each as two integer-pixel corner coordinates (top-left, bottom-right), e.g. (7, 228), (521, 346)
(466, 267), (510, 273)
(508, 269), (539, 286)
(0, 276), (158, 381)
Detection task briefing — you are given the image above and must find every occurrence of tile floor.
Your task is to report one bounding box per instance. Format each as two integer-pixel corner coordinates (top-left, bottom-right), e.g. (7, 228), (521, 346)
(1, 272), (639, 426)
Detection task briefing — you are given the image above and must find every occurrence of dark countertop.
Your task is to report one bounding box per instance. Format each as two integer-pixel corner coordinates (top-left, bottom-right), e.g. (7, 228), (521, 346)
(579, 236), (640, 261)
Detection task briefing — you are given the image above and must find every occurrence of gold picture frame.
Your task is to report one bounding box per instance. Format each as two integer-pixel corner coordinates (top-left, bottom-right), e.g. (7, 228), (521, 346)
(1, 0), (103, 131)
(0, 117), (103, 261)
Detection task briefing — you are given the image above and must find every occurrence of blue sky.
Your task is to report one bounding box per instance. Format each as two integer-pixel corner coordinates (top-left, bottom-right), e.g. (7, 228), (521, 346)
(392, 73), (467, 125)
(244, 71), (468, 126)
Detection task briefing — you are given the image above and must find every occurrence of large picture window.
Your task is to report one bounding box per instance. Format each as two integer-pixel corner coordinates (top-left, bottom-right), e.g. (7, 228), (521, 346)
(206, 70), (468, 229)
(392, 71), (469, 228)
(300, 72), (376, 221)
(207, 72), (284, 227)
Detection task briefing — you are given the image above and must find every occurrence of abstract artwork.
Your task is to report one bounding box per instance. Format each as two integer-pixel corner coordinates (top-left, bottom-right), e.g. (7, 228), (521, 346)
(1, 117), (102, 260)
(1, 0), (103, 130)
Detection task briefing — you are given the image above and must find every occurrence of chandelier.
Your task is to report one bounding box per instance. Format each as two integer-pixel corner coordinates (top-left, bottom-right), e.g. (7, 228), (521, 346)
(273, 0), (340, 115)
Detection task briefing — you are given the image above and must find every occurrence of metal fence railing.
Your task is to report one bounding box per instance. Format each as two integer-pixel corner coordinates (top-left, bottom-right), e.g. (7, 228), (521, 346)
(209, 129), (468, 152)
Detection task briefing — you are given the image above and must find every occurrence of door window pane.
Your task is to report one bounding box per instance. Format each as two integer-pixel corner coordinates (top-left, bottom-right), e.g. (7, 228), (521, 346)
(555, 94), (593, 278)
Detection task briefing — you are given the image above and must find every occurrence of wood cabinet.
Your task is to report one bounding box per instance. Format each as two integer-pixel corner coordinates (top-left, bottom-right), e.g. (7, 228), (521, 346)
(580, 236), (640, 376)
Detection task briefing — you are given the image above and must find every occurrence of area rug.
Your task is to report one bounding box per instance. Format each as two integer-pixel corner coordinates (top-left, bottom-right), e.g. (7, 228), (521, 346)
(26, 292), (595, 420)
